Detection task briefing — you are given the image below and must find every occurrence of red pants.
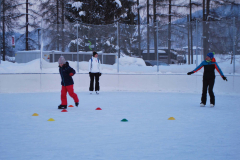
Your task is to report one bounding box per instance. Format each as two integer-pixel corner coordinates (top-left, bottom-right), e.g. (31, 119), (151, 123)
(61, 85), (79, 105)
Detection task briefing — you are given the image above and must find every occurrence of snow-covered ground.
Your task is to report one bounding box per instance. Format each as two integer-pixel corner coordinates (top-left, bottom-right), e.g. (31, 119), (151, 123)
(0, 54), (239, 74)
(0, 91), (240, 160)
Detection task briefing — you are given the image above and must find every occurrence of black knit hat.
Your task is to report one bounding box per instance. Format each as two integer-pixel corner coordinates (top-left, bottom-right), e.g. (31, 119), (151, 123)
(93, 51), (98, 57)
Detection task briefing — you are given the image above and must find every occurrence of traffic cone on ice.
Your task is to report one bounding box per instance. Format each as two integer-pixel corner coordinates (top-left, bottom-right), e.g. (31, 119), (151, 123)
(48, 118), (55, 121)
(168, 117), (175, 120)
(32, 113), (39, 116)
(61, 109), (68, 112)
(68, 105), (74, 108)
(121, 118), (128, 122)
(96, 107), (102, 110)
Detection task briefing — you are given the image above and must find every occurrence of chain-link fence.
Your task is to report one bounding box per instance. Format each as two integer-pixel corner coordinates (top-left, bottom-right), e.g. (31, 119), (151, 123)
(2, 19), (238, 74)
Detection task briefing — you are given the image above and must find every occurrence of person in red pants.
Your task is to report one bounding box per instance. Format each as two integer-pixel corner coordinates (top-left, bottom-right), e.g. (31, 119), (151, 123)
(58, 56), (79, 109)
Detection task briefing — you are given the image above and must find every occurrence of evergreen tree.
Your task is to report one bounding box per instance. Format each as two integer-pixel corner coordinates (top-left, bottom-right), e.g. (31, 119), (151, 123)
(66, 0), (137, 55)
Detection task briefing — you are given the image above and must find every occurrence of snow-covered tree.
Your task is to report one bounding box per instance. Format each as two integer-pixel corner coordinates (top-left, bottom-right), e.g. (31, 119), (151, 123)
(66, 0), (124, 24)
(66, 0), (137, 54)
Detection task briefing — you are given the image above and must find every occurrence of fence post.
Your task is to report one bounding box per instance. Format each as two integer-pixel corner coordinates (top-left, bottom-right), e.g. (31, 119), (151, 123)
(157, 22), (159, 72)
(40, 19), (43, 70)
(102, 53), (103, 64)
(117, 22), (120, 73)
(77, 21), (79, 73)
(233, 17), (236, 75)
(196, 20), (198, 67)
(52, 51), (55, 62)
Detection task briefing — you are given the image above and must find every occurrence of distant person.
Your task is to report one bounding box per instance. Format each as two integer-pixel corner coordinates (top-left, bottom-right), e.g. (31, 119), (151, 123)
(89, 51), (101, 94)
(187, 52), (227, 107)
(58, 56), (79, 109)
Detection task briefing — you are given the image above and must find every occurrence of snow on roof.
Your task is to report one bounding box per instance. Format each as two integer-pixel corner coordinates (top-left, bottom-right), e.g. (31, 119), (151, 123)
(72, 2), (83, 11)
(142, 50), (165, 54)
(115, 0), (122, 8)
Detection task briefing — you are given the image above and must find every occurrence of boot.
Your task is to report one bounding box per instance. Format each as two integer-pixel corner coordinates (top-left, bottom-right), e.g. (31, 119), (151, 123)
(75, 102), (79, 107)
(58, 105), (67, 109)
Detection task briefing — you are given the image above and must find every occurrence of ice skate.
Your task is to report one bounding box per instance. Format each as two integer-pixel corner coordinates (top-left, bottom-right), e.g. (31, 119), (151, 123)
(58, 105), (67, 109)
(75, 102), (79, 107)
(210, 104), (214, 107)
(200, 103), (205, 107)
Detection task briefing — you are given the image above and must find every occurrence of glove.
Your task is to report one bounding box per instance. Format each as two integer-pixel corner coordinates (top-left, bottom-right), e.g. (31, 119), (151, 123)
(222, 76), (227, 81)
(187, 71), (194, 75)
(99, 73), (102, 76)
(69, 73), (74, 76)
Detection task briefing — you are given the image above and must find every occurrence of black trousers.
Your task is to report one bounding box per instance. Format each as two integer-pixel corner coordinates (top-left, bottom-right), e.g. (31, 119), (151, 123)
(89, 73), (100, 91)
(201, 77), (215, 105)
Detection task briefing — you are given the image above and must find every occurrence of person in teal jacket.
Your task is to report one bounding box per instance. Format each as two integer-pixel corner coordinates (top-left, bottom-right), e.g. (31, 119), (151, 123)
(187, 52), (227, 107)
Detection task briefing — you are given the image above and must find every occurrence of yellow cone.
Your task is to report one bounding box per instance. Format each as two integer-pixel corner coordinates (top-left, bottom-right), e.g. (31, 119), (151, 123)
(168, 117), (175, 120)
(48, 118), (55, 121)
(32, 113), (39, 116)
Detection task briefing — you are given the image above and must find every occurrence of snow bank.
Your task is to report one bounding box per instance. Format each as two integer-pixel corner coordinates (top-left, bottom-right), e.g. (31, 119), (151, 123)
(0, 55), (239, 75)
(118, 55), (146, 66)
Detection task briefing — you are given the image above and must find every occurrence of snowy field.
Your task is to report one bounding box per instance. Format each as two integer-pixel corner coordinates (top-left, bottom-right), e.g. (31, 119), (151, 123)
(0, 91), (240, 160)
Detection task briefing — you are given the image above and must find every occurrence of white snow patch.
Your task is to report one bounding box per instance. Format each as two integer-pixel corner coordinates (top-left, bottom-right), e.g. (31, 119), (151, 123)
(79, 11), (86, 16)
(114, 0), (122, 7)
(0, 55), (239, 75)
(119, 55), (146, 66)
(72, 2), (83, 11)
(106, 41), (110, 46)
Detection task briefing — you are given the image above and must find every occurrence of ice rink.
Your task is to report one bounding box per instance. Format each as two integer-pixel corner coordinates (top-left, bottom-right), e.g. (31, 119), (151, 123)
(0, 91), (240, 160)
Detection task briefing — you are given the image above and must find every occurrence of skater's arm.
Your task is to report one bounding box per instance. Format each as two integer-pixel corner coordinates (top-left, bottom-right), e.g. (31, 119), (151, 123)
(193, 61), (204, 73)
(214, 62), (224, 77)
(68, 67), (76, 76)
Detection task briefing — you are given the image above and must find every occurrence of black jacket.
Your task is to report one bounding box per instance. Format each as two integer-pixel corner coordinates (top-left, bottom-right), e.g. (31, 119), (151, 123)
(59, 62), (76, 86)
(192, 58), (224, 79)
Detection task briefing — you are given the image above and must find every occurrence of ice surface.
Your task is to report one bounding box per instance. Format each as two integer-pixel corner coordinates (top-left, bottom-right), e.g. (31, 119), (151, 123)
(0, 92), (239, 160)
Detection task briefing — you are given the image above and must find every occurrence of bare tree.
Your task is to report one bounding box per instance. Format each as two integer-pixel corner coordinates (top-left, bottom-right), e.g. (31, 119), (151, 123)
(1, 0), (23, 60)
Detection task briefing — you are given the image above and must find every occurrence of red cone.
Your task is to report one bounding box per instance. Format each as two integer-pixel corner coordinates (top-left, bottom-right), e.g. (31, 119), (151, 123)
(61, 109), (68, 112)
(96, 107), (102, 110)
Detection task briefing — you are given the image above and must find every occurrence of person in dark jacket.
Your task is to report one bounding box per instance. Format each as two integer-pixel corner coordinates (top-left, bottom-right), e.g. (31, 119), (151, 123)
(187, 52), (227, 107)
(58, 56), (79, 109)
